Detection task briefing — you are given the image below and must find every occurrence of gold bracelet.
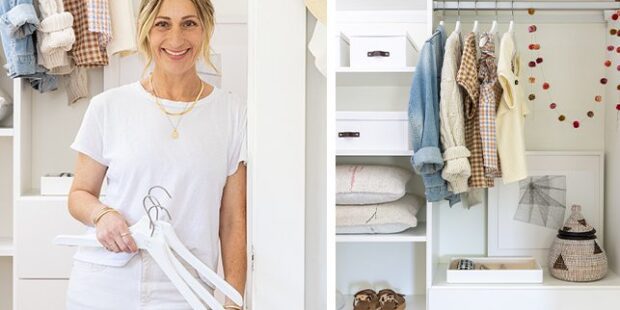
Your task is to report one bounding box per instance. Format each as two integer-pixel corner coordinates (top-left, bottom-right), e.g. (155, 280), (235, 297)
(93, 208), (118, 225)
(91, 206), (110, 225)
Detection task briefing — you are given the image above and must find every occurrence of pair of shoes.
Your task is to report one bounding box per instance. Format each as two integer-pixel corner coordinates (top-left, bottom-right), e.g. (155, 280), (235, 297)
(353, 289), (406, 310)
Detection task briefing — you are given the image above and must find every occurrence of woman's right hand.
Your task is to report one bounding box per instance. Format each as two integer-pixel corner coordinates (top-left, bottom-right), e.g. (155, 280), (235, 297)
(95, 211), (139, 254)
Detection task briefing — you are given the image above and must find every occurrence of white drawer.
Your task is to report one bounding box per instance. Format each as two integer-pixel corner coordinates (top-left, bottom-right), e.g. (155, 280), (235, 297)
(336, 111), (410, 155)
(347, 34), (417, 68)
(15, 199), (83, 278)
(16, 279), (69, 310)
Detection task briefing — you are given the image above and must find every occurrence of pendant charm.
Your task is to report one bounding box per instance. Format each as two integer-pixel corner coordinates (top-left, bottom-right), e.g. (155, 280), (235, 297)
(172, 129), (179, 139)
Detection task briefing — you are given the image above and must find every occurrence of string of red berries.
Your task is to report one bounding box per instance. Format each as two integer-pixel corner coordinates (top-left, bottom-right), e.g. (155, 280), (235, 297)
(525, 10), (619, 129)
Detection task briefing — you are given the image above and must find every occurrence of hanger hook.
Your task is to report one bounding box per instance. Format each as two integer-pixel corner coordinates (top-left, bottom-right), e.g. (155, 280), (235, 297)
(512, 0), (515, 20)
(495, 0), (498, 18)
(442, 0), (445, 20)
(148, 185), (172, 199)
(142, 186), (173, 236)
(457, 0), (461, 20)
(474, 0), (478, 16)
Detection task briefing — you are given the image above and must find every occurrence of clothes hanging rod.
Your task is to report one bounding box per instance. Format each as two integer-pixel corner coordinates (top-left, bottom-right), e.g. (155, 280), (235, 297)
(434, 1), (620, 11)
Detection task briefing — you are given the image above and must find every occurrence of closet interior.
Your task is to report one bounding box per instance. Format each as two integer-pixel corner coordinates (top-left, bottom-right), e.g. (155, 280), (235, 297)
(333, 1), (620, 309)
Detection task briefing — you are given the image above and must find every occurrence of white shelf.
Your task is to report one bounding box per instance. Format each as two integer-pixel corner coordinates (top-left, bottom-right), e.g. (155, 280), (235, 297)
(18, 189), (70, 203)
(336, 67), (415, 86)
(0, 237), (14, 256)
(336, 149), (413, 156)
(337, 223), (426, 243)
(0, 128), (14, 137)
(433, 263), (620, 290)
(341, 294), (425, 310)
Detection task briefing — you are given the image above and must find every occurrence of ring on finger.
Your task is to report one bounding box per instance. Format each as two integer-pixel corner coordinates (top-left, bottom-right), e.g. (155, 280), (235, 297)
(120, 232), (131, 237)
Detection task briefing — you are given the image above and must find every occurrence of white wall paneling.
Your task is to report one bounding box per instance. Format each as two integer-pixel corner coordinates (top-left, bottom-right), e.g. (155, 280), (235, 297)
(305, 12), (327, 310)
(247, 0), (306, 308)
(604, 8), (620, 279)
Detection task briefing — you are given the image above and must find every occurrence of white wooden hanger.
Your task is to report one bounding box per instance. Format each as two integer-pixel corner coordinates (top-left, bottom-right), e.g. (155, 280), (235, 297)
(439, 0), (445, 26)
(508, 0), (515, 33)
(489, 0), (498, 33)
(54, 186), (243, 310)
(472, 0), (479, 33)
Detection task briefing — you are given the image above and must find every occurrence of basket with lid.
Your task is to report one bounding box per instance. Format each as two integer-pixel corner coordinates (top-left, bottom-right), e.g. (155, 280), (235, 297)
(548, 205), (607, 282)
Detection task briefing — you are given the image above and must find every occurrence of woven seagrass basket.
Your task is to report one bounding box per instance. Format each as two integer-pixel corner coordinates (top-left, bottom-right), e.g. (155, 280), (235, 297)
(548, 205), (607, 282)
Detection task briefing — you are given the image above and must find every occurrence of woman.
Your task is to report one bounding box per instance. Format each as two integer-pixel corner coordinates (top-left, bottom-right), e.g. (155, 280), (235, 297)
(66, 0), (246, 309)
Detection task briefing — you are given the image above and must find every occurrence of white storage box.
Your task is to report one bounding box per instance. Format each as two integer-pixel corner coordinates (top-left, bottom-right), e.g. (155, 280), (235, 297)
(345, 32), (418, 68)
(447, 257), (543, 284)
(336, 111), (410, 155)
(41, 173), (107, 196)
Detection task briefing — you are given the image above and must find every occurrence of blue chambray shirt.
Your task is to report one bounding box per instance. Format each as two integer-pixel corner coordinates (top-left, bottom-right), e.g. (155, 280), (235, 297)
(408, 25), (460, 206)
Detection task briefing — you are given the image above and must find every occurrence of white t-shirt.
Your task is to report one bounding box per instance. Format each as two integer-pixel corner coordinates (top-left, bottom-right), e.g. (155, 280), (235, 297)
(70, 81), (247, 270)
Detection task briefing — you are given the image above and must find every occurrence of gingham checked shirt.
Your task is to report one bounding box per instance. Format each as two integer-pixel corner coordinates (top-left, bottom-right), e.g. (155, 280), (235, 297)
(64, 0), (109, 67)
(478, 32), (503, 179)
(87, 0), (112, 48)
(457, 32), (494, 188)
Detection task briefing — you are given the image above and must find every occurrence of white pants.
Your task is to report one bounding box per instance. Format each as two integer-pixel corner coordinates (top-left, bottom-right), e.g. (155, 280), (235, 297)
(66, 251), (212, 309)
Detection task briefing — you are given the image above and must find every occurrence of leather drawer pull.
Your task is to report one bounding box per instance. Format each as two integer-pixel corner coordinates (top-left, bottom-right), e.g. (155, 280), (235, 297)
(367, 50), (390, 57)
(338, 131), (360, 138)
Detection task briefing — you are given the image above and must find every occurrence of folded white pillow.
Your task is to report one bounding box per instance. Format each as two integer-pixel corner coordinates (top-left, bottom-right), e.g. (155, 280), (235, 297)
(336, 194), (424, 234)
(336, 164), (412, 205)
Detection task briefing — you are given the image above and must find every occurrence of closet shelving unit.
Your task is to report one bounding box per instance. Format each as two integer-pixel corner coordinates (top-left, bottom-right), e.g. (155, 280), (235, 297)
(334, 0), (620, 309)
(334, 1), (434, 309)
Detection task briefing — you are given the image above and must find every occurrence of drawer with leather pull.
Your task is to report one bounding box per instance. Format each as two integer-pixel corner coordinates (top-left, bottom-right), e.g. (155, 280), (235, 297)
(346, 33), (418, 68)
(336, 111), (410, 155)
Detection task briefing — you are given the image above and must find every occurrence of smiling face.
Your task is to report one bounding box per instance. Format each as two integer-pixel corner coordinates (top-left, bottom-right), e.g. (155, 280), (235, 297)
(148, 0), (204, 76)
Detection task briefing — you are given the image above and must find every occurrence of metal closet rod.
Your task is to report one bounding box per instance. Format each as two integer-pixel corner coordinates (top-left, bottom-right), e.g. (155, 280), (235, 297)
(434, 1), (620, 11)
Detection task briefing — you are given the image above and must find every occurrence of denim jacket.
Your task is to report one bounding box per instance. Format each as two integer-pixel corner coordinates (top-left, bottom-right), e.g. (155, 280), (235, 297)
(0, 0), (39, 77)
(0, 1), (57, 92)
(408, 25), (460, 205)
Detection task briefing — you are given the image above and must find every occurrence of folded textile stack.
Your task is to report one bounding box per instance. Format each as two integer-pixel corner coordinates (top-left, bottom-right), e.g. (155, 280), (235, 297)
(336, 164), (424, 234)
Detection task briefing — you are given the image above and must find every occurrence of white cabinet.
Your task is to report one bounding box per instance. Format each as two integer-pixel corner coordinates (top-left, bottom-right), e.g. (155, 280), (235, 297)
(15, 280), (68, 310)
(14, 199), (83, 278)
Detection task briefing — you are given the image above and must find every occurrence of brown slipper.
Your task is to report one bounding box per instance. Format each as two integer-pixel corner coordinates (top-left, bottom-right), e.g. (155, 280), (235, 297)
(377, 289), (406, 310)
(353, 289), (379, 310)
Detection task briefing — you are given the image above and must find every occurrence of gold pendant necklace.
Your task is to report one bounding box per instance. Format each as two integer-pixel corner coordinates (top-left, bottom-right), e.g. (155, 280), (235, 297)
(150, 75), (205, 139)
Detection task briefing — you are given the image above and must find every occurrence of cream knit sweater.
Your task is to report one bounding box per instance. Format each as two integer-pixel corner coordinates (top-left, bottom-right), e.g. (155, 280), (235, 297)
(439, 30), (471, 194)
(36, 0), (75, 72)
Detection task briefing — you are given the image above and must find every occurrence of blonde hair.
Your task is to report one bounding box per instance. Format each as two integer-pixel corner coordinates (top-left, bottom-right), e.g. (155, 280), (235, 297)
(136, 0), (216, 75)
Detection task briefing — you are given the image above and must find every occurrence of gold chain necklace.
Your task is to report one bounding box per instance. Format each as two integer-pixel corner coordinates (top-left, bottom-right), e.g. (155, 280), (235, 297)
(149, 75), (205, 139)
